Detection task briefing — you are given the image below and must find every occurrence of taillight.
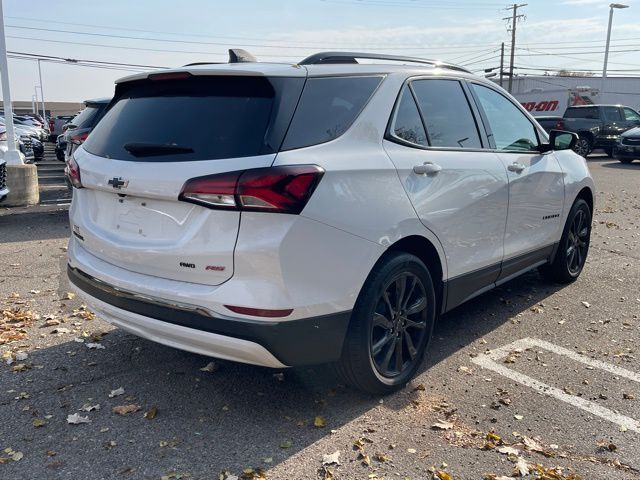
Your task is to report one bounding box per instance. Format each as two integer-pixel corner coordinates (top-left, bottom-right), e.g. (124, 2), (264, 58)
(66, 156), (83, 189)
(555, 119), (565, 130)
(49, 119), (55, 131)
(71, 132), (89, 145)
(0, 132), (6, 141)
(179, 165), (324, 214)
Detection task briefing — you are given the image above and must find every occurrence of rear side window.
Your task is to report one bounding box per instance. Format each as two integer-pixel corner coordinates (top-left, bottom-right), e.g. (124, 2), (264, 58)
(281, 76), (382, 150)
(391, 86), (428, 146)
(83, 76), (304, 162)
(411, 79), (482, 149)
(565, 107), (598, 119)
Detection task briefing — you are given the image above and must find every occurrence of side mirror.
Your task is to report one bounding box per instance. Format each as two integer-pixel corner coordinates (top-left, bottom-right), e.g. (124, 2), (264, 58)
(539, 130), (577, 153)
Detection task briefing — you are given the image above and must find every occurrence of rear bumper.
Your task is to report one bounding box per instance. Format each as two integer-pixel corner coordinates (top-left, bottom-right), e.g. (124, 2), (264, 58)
(68, 265), (351, 367)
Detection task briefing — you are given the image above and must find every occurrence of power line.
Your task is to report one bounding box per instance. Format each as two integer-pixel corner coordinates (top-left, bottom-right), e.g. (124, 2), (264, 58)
(7, 50), (167, 69)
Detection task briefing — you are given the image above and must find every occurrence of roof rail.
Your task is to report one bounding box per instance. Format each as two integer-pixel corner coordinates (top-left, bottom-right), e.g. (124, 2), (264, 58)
(298, 52), (471, 73)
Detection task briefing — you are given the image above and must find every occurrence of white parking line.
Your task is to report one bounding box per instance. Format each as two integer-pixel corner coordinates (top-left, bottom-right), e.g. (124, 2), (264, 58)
(472, 337), (640, 433)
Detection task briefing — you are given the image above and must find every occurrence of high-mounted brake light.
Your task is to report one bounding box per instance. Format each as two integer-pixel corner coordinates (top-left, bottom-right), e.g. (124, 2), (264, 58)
(66, 156), (83, 189)
(148, 72), (193, 82)
(70, 131), (89, 145)
(179, 165), (324, 214)
(555, 119), (565, 130)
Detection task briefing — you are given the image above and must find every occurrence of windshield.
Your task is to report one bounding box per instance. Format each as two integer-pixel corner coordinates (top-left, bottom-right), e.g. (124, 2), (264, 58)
(84, 76), (304, 162)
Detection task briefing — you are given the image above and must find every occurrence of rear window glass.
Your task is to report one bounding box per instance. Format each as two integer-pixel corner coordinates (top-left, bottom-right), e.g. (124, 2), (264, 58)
(70, 106), (102, 129)
(391, 86), (427, 146)
(83, 76), (304, 162)
(565, 107), (598, 119)
(281, 76), (382, 150)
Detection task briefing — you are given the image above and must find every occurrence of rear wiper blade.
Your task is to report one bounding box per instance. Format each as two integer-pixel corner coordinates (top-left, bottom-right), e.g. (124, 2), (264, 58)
(123, 142), (194, 157)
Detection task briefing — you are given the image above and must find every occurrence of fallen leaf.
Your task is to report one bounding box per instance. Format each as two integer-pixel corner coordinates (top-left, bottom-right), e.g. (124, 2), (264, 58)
(199, 361), (219, 372)
(272, 372), (285, 381)
(358, 452), (371, 466)
(498, 446), (520, 456)
(434, 471), (453, 480)
(67, 413), (91, 424)
(11, 451), (23, 461)
(145, 406), (158, 420)
(62, 292), (76, 300)
(374, 453), (390, 463)
(407, 448), (417, 454)
(279, 440), (292, 449)
(432, 420), (454, 430)
(513, 414), (524, 420)
(11, 363), (31, 373)
(414, 383), (426, 391)
(513, 458), (529, 476)
(112, 404), (142, 415)
(32, 418), (47, 428)
(108, 387), (125, 398)
(623, 393), (635, 400)
(86, 343), (105, 349)
(581, 301), (591, 308)
(322, 450), (340, 465)
(314, 416), (327, 428)
(80, 404), (100, 412)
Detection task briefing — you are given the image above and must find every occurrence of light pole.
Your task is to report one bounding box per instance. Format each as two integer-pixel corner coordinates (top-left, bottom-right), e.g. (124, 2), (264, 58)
(0, 0), (21, 165)
(37, 58), (45, 120)
(601, 3), (629, 97)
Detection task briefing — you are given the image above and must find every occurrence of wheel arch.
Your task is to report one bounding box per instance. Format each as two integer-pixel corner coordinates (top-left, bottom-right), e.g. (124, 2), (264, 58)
(386, 235), (445, 315)
(576, 186), (594, 214)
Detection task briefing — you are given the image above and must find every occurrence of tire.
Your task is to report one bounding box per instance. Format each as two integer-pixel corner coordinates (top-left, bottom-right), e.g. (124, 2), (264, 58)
(56, 151), (65, 162)
(572, 136), (592, 158)
(604, 147), (614, 158)
(619, 157), (634, 164)
(540, 199), (591, 284)
(335, 252), (436, 395)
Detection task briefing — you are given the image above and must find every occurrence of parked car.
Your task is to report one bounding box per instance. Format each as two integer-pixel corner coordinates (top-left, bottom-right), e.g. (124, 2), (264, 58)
(55, 134), (67, 161)
(0, 129), (34, 164)
(32, 137), (44, 161)
(557, 104), (640, 157)
(49, 115), (74, 141)
(0, 135), (8, 201)
(63, 98), (110, 161)
(534, 115), (563, 133)
(66, 52), (594, 394)
(614, 126), (640, 164)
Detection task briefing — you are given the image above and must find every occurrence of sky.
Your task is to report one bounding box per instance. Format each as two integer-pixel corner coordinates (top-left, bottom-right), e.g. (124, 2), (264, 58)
(3, 0), (640, 102)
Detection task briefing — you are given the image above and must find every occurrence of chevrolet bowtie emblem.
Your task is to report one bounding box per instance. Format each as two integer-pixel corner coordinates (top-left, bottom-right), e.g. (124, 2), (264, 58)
(108, 177), (129, 189)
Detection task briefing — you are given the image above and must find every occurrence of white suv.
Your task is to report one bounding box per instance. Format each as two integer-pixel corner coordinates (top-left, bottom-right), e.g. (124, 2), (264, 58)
(67, 52), (594, 394)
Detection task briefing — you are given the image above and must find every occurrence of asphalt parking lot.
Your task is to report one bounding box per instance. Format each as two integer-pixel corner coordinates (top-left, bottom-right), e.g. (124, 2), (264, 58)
(0, 150), (639, 479)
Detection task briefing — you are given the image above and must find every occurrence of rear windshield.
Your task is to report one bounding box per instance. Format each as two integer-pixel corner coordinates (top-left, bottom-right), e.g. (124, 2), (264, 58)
(564, 107), (598, 119)
(83, 76), (304, 162)
(70, 105), (103, 129)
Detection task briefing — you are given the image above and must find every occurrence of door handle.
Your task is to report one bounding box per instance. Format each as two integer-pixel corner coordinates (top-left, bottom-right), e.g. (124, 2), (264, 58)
(507, 162), (525, 173)
(413, 161), (442, 175)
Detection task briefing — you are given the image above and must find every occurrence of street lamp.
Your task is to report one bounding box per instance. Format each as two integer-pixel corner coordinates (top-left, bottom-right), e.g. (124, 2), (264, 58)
(601, 3), (629, 97)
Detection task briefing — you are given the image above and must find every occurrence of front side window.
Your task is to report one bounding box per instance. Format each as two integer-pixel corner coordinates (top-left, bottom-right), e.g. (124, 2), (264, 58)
(472, 84), (538, 152)
(623, 107), (640, 122)
(603, 106), (623, 122)
(390, 86), (428, 146)
(411, 79), (482, 149)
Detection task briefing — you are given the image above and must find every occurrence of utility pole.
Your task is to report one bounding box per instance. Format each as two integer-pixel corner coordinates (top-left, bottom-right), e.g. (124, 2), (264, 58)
(503, 3), (526, 94)
(499, 42), (504, 88)
(0, 0), (21, 165)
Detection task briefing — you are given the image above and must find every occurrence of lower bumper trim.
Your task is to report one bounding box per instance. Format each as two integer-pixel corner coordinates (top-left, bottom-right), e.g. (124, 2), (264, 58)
(67, 265), (351, 366)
